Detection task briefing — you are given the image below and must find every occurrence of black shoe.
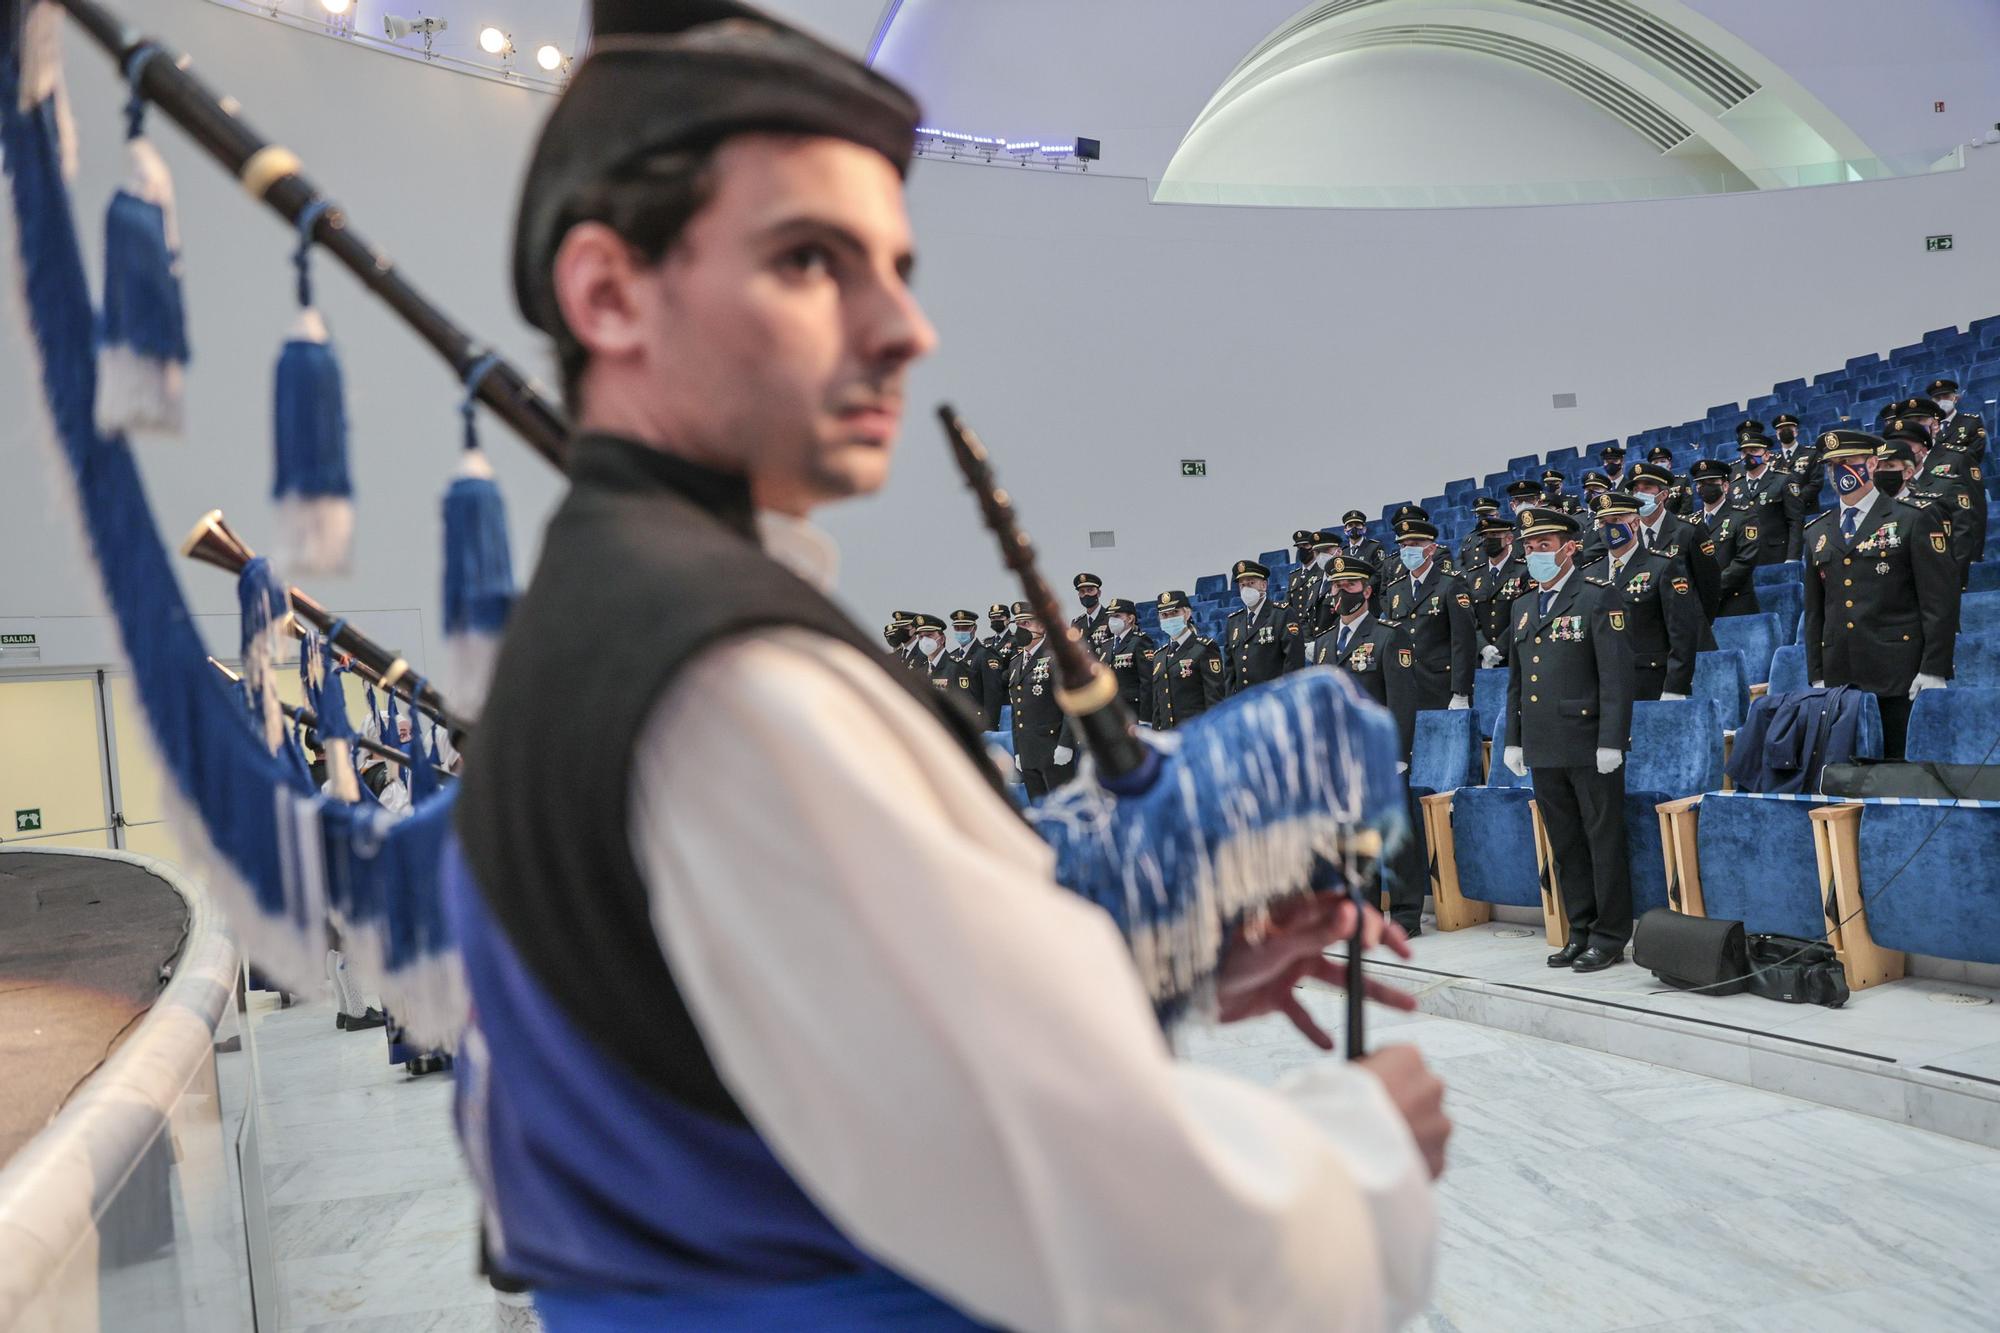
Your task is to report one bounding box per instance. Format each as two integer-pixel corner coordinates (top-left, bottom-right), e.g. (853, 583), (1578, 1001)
(336, 1006), (387, 1032)
(1571, 946), (1625, 973)
(1547, 940), (1587, 968)
(1394, 918), (1423, 940)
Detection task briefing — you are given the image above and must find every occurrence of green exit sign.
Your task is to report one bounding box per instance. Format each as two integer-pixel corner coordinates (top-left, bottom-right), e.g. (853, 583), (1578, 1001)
(0, 633), (35, 646)
(15, 809), (42, 833)
(1180, 459), (1207, 477)
(1927, 234), (1954, 252)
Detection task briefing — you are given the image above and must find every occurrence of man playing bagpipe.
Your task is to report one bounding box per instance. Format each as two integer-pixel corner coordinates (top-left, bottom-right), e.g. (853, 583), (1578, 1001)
(444, 3), (1448, 1328)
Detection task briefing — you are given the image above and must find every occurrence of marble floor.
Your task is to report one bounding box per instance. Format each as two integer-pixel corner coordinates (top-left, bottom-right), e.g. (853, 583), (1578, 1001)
(247, 989), (2000, 1332)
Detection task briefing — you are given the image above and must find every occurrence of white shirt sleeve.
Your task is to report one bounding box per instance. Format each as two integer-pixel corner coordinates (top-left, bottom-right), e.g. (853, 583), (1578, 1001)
(631, 628), (1436, 1331)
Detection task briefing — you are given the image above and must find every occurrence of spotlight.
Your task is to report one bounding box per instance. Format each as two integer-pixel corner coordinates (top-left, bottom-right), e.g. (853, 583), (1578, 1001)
(319, 0), (351, 12)
(536, 43), (564, 71)
(383, 14), (447, 40)
(479, 26), (513, 56)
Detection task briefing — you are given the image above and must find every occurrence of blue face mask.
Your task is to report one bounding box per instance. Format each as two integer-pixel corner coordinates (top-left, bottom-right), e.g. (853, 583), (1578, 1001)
(1526, 551), (1563, 585)
(1601, 521), (1633, 549)
(1635, 492), (1660, 517)
(953, 629), (972, 646)
(1833, 462), (1869, 496)
(1399, 546), (1428, 572)
(1160, 615), (1188, 638)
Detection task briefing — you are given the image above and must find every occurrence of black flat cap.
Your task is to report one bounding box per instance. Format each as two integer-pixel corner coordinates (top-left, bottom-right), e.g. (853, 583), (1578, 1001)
(1232, 559), (1270, 582)
(513, 1), (921, 335)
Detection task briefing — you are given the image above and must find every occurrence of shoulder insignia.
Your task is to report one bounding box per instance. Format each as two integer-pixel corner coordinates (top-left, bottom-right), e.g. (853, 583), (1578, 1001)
(1285, 622), (1299, 635)
(1607, 610), (1625, 631)
(1671, 576), (1690, 595)
(1788, 483), (1802, 496)
(1456, 593), (1472, 609)
(1960, 493), (1973, 509)
(1141, 646), (1155, 658)
(1585, 576), (1613, 587)
(1909, 498), (1934, 509)
(1745, 526), (1758, 542)
(1932, 532), (1949, 554)
(1700, 541), (1716, 556)
(1974, 466), (1984, 482)
(1208, 657), (1222, 673)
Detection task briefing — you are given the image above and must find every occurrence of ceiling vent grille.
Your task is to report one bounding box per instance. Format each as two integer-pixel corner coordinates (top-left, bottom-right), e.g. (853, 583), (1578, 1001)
(1347, 25), (1694, 151)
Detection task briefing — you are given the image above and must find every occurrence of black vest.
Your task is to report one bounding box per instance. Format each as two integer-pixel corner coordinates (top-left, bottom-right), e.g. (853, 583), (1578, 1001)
(454, 434), (1007, 1122)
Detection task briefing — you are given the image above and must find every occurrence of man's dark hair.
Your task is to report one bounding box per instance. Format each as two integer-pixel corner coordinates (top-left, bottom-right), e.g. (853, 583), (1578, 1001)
(546, 146), (721, 412)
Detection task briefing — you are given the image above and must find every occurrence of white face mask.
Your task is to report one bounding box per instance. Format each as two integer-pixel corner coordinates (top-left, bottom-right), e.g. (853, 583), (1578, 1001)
(1239, 585), (1264, 609)
(1108, 616), (1130, 636)
(1938, 397), (1958, 415)
(917, 634), (942, 658)
(1313, 551), (1333, 568)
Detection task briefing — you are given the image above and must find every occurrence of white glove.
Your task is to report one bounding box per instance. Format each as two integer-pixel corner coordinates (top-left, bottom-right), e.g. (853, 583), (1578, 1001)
(1659, 691), (1688, 701)
(1053, 745), (1075, 764)
(1013, 753), (1022, 772)
(1811, 679), (1825, 689)
(1909, 673), (1948, 699)
(1503, 746), (1526, 777)
(1396, 761), (1410, 775)
(1448, 694), (1470, 710)
(1479, 645), (1504, 669)
(1596, 748), (1624, 775)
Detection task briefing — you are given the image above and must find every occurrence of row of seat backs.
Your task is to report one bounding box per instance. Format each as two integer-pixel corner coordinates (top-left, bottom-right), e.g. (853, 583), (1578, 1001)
(1413, 698), (1724, 799)
(1694, 792), (2000, 966)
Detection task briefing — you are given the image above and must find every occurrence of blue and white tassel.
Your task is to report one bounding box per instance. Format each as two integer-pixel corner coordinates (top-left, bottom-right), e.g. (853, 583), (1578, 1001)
(17, 2), (78, 181)
(441, 354), (516, 715)
(95, 46), (189, 437)
(272, 199), (354, 574)
(237, 555), (290, 755)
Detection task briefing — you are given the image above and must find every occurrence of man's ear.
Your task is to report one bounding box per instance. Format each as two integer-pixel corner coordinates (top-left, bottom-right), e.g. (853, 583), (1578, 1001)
(552, 222), (650, 365)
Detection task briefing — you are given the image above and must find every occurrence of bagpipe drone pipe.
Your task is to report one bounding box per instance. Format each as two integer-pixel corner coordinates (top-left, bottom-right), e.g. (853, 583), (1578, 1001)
(0, 0), (1409, 1049)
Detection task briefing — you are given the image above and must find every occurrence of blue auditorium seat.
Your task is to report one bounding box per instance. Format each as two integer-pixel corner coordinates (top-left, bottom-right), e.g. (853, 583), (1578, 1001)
(1888, 340), (1928, 365)
(1845, 353), (1883, 375)
(1545, 446), (1580, 469)
(1257, 548), (1288, 568)
(1752, 583), (1802, 645)
(1712, 614), (1780, 685)
(1959, 591), (2000, 636)
(1507, 455), (1543, 479)
(1693, 649), (1750, 729)
(996, 706), (1013, 734)
(1768, 644), (1808, 696)
(1905, 688), (2000, 765)
(1693, 793), (1836, 940)
(1753, 560), (1803, 586)
(1744, 395), (1780, 419)
(1624, 698), (1724, 916)
(1968, 561), (2000, 594)
(1471, 667), (1508, 737)
(1854, 803), (2000, 965)
(1446, 713), (1544, 911)
(1772, 378), (1808, 399)
(1483, 470), (1515, 493)
(1444, 477), (1477, 503)
(1421, 494), (1449, 514)
(1923, 324), (1966, 348)
(1409, 709), (1480, 799)
(1194, 573), (1227, 597)
(1953, 635), (2000, 686)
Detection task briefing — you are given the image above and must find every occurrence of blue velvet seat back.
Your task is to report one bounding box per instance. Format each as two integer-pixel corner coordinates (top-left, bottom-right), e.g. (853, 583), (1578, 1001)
(1450, 788), (1544, 907)
(1855, 803), (2000, 964)
(1626, 698), (1723, 797)
(1754, 561), (1803, 587)
(1194, 572), (1227, 597)
(1956, 633), (2000, 688)
(1623, 800), (1671, 917)
(1768, 645), (1808, 696)
(1693, 793), (1831, 939)
(1410, 708), (1479, 798)
(1712, 614), (1781, 685)
(1472, 667), (1508, 738)
(1693, 649), (1750, 730)
(1754, 584), (1802, 646)
(1905, 688), (2000, 765)
(985, 728), (1015, 757)
(1961, 591), (2000, 637)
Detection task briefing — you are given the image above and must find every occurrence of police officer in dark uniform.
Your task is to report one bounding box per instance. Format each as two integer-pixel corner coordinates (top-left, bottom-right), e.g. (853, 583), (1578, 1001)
(1006, 604), (1078, 797)
(1456, 496), (1502, 569)
(1540, 468), (1582, 515)
(1896, 416), (1986, 577)
(1576, 473), (1615, 563)
(888, 609), (921, 665)
(1466, 514), (1528, 669)
(1094, 597), (1157, 721)
(880, 621), (902, 653)
(1500, 507), (1635, 973)
(1502, 477), (1542, 523)
(1643, 445), (1695, 516)
(1376, 517), (1476, 759)
(1627, 461), (1721, 626)
(1286, 528), (1346, 666)
(1771, 413), (1821, 503)
(1931, 378), (1985, 446)
(1579, 492), (1701, 701)
(1070, 573), (1109, 645)
(946, 608), (1005, 729)
(1731, 433), (1803, 563)
(911, 612), (968, 705)
(1291, 527), (1320, 568)
(1303, 556), (1388, 705)
(1801, 431), (1960, 759)
(1599, 442), (1630, 491)
(1149, 589), (1227, 730)
(1337, 509), (1388, 570)
(1222, 559), (1288, 694)
(1686, 459), (1762, 618)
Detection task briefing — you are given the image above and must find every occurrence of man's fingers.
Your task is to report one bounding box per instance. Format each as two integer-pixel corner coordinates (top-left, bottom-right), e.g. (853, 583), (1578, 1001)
(1301, 956), (1421, 1012)
(1279, 992), (1334, 1050)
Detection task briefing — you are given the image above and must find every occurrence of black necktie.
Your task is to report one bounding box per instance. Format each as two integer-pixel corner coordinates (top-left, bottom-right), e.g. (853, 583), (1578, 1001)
(1538, 589), (1555, 619)
(1337, 623), (1353, 657)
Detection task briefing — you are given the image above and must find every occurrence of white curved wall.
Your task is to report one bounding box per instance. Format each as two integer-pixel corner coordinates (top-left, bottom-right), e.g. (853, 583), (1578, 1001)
(1162, 46), (1734, 192)
(3, 1), (1998, 651)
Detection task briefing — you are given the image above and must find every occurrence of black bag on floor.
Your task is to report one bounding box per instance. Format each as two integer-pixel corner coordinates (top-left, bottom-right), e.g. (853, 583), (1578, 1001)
(1742, 934), (1850, 1008)
(1632, 908), (1748, 996)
